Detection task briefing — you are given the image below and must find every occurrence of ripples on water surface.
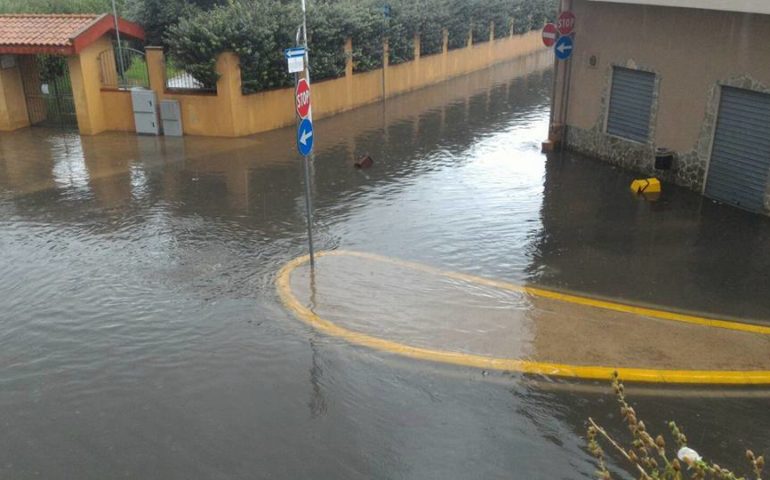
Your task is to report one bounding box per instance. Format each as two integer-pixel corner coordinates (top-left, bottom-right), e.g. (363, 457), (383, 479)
(1, 52), (770, 479)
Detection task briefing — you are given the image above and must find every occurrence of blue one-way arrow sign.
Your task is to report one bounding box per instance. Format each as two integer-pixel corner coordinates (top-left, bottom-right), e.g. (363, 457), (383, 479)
(554, 35), (574, 60)
(297, 118), (314, 156)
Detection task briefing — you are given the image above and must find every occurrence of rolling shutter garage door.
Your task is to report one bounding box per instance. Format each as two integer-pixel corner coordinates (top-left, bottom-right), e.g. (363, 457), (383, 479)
(705, 87), (770, 213)
(606, 67), (656, 143)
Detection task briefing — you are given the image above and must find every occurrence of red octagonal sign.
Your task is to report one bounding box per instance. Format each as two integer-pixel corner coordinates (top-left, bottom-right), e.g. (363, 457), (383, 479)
(542, 23), (558, 47)
(296, 78), (311, 119)
(557, 11), (576, 36)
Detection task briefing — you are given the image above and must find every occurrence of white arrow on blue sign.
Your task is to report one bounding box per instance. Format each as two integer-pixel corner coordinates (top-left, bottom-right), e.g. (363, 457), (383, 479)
(284, 47), (306, 59)
(297, 118), (314, 156)
(285, 47), (306, 74)
(554, 35), (574, 61)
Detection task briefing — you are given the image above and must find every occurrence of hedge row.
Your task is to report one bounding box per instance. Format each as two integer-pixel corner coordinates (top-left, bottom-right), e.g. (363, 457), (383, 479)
(165, 0), (558, 94)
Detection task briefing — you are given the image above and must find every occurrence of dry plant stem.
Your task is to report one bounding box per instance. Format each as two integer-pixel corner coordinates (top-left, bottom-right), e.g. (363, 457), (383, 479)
(589, 417), (654, 480)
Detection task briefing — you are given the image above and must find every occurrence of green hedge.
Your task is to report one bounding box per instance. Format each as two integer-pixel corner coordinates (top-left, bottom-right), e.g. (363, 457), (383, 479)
(165, 0), (557, 94)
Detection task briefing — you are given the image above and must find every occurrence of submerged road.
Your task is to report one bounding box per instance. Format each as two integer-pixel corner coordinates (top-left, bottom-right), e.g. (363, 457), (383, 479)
(1, 50), (770, 478)
(280, 250), (770, 384)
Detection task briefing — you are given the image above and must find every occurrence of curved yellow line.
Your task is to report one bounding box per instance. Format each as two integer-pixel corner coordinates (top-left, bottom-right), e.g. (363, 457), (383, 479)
(276, 251), (770, 385)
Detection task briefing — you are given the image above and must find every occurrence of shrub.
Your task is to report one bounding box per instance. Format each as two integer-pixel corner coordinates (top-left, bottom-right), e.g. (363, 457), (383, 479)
(164, 0), (558, 94)
(587, 373), (765, 480)
(166, 0), (298, 93)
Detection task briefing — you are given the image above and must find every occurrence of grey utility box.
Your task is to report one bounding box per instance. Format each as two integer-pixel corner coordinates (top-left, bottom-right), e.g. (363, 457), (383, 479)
(131, 88), (159, 135)
(159, 100), (183, 137)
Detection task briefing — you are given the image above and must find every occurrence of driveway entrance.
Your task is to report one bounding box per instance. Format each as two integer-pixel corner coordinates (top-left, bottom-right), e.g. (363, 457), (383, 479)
(19, 55), (77, 129)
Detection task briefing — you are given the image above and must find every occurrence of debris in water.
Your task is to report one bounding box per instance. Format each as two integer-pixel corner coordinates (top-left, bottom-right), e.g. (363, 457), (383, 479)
(355, 154), (373, 169)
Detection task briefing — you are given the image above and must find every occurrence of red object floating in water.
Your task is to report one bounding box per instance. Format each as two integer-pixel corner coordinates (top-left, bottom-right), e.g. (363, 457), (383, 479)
(355, 155), (373, 169)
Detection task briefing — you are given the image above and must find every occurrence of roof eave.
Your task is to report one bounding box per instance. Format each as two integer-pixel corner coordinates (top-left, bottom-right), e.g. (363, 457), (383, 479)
(0, 45), (75, 55)
(71, 14), (145, 54)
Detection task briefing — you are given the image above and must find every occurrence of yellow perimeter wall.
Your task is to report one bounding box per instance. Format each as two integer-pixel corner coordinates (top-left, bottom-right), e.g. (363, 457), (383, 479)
(99, 29), (546, 137)
(0, 59), (30, 131)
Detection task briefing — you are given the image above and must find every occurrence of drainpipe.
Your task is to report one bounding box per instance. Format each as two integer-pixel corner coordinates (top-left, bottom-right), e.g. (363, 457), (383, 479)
(548, 0), (573, 149)
(560, 0), (574, 152)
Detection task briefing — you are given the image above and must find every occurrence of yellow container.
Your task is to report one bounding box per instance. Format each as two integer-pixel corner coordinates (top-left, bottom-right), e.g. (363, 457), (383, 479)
(630, 178), (661, 194)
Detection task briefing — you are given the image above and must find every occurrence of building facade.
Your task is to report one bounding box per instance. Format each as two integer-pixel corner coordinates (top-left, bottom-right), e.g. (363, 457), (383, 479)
(552, 0), (770, 214)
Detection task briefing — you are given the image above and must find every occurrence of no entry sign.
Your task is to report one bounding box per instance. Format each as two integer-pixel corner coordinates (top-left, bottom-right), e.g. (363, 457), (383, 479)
(557, 11), (576, 36)
(295, 78), (311, 119)
(542, 23), (558, 47)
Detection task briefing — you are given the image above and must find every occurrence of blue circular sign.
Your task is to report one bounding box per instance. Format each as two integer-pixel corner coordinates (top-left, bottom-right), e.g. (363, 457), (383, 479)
(554, 35), (574, 61)
(297, 118), (314, 156)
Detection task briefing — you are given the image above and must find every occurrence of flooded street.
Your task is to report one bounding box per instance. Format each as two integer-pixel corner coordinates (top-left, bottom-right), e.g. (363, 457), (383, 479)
(1, 51), (769, 479)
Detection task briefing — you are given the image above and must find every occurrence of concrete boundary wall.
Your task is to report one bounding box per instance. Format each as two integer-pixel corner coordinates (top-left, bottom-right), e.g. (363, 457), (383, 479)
(99, 28), (547, 137)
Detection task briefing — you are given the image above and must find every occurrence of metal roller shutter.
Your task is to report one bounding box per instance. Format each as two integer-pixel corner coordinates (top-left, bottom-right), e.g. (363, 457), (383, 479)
(705, 87), (770, 213)
(606, 67), (656, 143)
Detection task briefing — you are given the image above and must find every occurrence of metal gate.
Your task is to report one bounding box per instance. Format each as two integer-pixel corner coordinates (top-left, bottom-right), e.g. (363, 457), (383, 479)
(19, 55), (78, 129)
(705, 87), (770, 212)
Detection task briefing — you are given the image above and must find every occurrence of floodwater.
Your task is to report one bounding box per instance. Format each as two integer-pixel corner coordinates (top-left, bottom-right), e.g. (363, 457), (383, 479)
(1, 50), (769, 479)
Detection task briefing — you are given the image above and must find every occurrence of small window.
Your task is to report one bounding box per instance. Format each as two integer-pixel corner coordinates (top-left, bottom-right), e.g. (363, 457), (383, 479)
(606, 67), (656, 143)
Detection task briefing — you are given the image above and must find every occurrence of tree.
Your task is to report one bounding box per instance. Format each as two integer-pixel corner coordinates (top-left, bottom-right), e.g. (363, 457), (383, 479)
(124, 0), (225, 47)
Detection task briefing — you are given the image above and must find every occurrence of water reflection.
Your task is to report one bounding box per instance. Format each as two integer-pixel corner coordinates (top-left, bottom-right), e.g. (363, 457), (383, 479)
(1, 48), (768, 480)
(531, 152), (770, 319)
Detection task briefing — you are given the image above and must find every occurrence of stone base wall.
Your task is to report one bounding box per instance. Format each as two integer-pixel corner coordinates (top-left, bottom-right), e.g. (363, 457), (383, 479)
(565, 125), (706, 191)
(565, 72), (770, 214)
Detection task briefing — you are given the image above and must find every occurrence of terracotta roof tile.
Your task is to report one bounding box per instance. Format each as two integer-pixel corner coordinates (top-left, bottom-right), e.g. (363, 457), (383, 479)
(0, 14), (103, 48)
(0, 14), (143, 55)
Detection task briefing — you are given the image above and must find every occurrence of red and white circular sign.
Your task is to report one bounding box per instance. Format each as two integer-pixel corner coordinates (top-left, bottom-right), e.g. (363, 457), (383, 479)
(542, 23), (558, 47)
(557, 11), (576, 36)
(296, 78), (311, 119)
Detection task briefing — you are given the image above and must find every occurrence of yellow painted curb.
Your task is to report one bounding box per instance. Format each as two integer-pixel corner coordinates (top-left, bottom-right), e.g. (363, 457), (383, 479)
(276, 250), (770, 385)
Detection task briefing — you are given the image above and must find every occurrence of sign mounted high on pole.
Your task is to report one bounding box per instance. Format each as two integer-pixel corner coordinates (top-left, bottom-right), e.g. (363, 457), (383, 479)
(542, 23), (558, 47)
(285, 47), (305, 74)
(542, 11), (577, 61)
(557, 11), (576, 35)
(295, 78), (311, 119)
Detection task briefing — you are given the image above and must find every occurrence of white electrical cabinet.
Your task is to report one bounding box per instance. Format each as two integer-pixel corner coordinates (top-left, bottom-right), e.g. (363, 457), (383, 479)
(131, 88), (159, 135)
(160, 100), (183, 137)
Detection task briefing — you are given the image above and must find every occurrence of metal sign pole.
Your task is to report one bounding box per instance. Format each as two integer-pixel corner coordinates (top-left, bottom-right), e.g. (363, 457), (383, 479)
(300, 0), (315, 267)
(111, 0), (126, 83)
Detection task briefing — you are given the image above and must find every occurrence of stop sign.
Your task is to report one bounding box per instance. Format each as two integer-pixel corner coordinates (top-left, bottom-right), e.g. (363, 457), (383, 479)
(557, 11), (576, 36)
(295, 78), (311, 119)
(542, 23), (558, 47)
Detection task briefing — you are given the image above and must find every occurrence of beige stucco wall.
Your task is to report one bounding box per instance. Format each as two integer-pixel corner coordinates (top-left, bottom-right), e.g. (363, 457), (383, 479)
(69, 36), (114, 135)
(124, 29), (546, 138)
(561, 0), (770, 194)
(0, 60), (30, 131)
(100, 89), (135, 131)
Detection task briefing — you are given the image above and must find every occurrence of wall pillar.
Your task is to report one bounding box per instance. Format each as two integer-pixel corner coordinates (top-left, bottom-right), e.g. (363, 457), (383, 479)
(467, 23), (473, 48)
(0, 59), (30, 131)
(489, 21), (495, 61)
(442, 28), (449, 54)
(344, 38), (354, 78)
(382, 37), (389, 99)
(442, 28), (449, 80)
(344, 37), (353, 108)
(413, 33), (421, 61)
(68, 36), (112, 135)
(217, 51), (244, 136)
(145, 46), (166, 99)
